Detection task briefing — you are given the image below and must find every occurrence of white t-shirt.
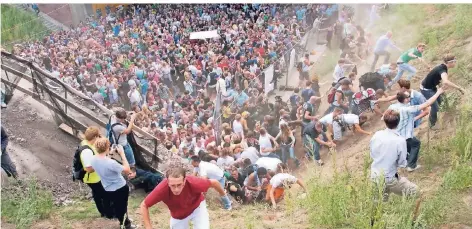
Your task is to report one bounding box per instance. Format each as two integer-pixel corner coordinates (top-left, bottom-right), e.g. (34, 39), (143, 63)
(341, 114), (360, 125)
(128, 90), (141, 104)
(81, 148), (94, 168)
(240, 147), (260, 164)
(258, 134), (273, 156)
(194, 161), (224, 180)
(319, 113), (334, 125)
(233, 120), (244, 137)
(256, 157), (282, 172)
(216, 156), (235, 169)
(270, 173), (298, 188)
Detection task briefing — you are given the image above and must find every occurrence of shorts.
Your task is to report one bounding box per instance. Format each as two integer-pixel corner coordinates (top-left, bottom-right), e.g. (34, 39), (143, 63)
(299, 71), (309, 81)
(265, 186), (285, 201)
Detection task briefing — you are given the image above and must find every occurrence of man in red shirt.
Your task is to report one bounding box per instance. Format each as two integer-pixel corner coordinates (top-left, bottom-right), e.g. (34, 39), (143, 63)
(140, 167), (232, 229)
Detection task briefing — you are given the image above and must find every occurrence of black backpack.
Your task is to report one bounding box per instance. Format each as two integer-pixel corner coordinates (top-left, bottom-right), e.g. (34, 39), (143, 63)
(359, 72), (382, 90)
(72, 145), (93, 182)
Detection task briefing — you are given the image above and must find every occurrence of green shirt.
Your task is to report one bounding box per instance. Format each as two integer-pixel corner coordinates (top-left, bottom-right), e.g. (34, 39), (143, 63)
(398, 48), (422, 64)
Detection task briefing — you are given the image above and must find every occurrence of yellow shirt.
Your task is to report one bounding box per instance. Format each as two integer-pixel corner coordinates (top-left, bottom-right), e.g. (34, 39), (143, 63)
(80, 140), (101, 184)
(223, 106), (232, 119)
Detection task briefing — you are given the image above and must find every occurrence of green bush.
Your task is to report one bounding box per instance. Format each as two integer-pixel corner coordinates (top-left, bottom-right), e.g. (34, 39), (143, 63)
(1, 178), (54, 229)
(1, 4), (50, 50)
(442, 164), (472, 191)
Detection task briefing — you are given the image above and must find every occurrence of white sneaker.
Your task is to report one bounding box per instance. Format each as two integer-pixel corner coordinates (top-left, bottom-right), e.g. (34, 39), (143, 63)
(316, 160), (324, 166)
(406, 165), (421, 172)
(1, 102), (6, 108)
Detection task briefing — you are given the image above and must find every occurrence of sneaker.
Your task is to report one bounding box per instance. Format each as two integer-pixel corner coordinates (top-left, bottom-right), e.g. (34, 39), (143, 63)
(406, 165), (421, 172)
(1, 102), (6, 108)
(316, 160), (324, 166)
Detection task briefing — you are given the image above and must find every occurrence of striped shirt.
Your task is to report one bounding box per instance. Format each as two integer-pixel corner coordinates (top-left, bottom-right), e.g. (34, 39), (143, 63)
(388, 103), (420, 139)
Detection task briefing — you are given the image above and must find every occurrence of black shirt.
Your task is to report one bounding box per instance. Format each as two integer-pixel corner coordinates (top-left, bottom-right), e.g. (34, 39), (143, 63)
(422, 64), (447, 90)
(303, 122), (321, 139)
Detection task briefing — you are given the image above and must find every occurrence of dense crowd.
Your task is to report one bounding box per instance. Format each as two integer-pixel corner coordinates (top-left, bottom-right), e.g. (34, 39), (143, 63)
(4, 3), (467, 229)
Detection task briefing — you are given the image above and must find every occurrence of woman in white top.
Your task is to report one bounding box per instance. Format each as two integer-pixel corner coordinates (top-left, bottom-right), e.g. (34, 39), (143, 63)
(258, 128), (280, 159)
(233, 114), (244, 139)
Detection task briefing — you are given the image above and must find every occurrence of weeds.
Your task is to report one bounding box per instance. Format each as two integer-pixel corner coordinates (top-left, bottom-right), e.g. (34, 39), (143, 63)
(1, 4), (50, 50)
(1, 177), (54, 229)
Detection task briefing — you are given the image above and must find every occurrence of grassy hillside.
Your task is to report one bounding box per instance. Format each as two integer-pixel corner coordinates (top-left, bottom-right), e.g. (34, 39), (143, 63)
(1, 4), (50, 50)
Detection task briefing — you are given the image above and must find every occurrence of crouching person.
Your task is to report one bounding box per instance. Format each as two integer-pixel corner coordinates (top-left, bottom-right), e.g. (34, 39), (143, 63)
(140, 167), (232, 229)
(90, 138), (134, 229)
(303, 121), (336, 166)
(266, 171), (308, 209)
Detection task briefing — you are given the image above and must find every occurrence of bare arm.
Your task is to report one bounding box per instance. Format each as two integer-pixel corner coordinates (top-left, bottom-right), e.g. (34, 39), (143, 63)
(84, 166), (95, 173)
(414, 106), (430, 121)
(418, 87), (444, 110)
(441, 72), (465, 93)
(210, 179), (226, 196)
(354, 124), (371, 135)
(297, 179), (308, 193)
(270, 185), (277, 209)
(122, 114), (137, 135)
(140, 201), (153, 229)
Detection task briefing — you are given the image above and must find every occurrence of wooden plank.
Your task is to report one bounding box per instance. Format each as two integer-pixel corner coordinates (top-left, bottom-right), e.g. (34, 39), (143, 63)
(59, 123), (85, 140)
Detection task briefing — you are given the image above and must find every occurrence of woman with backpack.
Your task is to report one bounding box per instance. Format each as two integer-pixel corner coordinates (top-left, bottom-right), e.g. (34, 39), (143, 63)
(90, 137), (134, 229)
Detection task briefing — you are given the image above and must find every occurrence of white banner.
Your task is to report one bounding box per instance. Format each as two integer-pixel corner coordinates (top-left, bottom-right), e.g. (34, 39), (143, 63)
(264, 65), (274, 95)
(289, 49), (296, 70)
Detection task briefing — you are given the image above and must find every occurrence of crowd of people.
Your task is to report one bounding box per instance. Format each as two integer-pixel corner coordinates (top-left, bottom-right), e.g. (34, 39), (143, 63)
(2, 3), (467, 229)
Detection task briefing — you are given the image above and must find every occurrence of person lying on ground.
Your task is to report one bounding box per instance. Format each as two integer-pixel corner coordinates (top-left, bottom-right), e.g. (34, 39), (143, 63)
(351, 88), (385, 116)
(266, 172), (308, 210)
(140, 167), (232, 229)
(128, 167), (164, 193)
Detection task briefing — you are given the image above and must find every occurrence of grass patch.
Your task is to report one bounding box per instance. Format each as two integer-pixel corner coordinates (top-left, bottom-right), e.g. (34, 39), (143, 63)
(1, 4), (50, 50)
(60, 201), (99, 221)
(1, 178), (54, 229)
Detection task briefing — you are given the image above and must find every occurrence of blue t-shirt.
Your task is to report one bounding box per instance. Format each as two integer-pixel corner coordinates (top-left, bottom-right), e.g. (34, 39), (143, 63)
(90, 157), (126, 191)
(301, 88), (315, 102)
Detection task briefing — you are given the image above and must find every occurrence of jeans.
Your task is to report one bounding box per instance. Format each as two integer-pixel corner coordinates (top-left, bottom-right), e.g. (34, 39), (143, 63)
(1, 147), (18, 178)
(123, 143), (136, 166)
(217, 176), (226, 190)
(389, 63), (417, 87)
(420, 89), (441, 127)
(371, 50), (391, 72)
(87, 182), (112, 218)
(107, 184), (131, 228)
(280, 144), (296, 164)
(406, 137), (421, 169)
(304, 134), (323, 161)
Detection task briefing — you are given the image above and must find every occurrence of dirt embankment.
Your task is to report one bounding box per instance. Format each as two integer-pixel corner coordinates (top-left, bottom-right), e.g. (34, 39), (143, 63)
(1, 89), (89, 204)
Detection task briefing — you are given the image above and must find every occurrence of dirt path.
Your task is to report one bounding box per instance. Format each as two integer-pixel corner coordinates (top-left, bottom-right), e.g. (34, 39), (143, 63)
(0, 83), (89, 203)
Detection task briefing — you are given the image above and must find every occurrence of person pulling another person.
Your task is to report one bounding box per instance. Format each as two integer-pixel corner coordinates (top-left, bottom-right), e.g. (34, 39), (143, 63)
(140, 167), (232, 229)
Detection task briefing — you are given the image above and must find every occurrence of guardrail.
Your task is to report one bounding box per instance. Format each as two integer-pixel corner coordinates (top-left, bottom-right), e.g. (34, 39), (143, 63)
(1, 50), (163, 173)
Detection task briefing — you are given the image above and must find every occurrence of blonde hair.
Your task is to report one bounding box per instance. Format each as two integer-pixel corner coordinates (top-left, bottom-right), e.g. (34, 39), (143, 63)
(94, 137), (111, 154)
(84, 126), (101, 141)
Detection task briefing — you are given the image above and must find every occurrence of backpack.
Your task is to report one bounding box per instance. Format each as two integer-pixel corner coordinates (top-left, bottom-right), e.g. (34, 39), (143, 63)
(327, 87), (337, 104)
(72, 145), (93, 182)
(359, 72), (381, 89)
(106, 116), (124, 145)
